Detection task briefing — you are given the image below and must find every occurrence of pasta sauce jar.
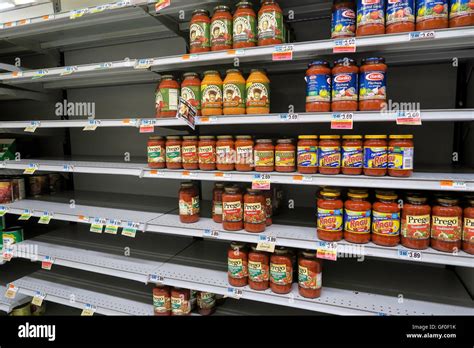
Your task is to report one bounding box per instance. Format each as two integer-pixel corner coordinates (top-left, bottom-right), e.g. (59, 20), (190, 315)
(216, 135), (235, 171)
(297, 135), (318, 174)
(372, 191), (401, 247)
(201, 71), (223, 116)
(197, 292), (216, 316)
(462, 199), (474, 254)
(211, 6), (233, 51)
(156, 75), (180, 118)
(359, 57), (387, 111)
(342, 135), (363, 175)
(386, 0), (415, 33)
(331, 58), (359, 111)
(364, 135), (388, 176)
(254, 139), (275, 172)
(171, 288), (191, 316)
(388, 135), (414, 177)
(147, 136), (165, 169)
(212, 183), (225, 223)
(449, 0), (474, 28)
(198, 136), (216, 171)
(166, 136), (182, 169)
(319, 135), (341, 175)
(228, 242), (248, 287)
(270, 247), (293, 294)
(244, 189), (266, 233)
(317, 189), (344, 241)
(356, 0), (385, 36)
(179, 183), (200, 224)
(305, 60), (331, 112)
(401, 195), (431, 250)
(233, 1), (257, 48)
(182, 136), (199, 170)
(344, 191), (372, 244)
(223, 69), (246, 115)
(248, 246), (270, 290)
(275, 139), (296, 172)
(431, 197), (462, 253)
(153, 286), (171, 316)
(416, 0), (448, 30)
(223, 187), (244, 231)
(298, 251), (322, 299)
(264, 190), (273, 226)
(246, 69), (270, 114)
(258, 0), (284, 46)
(331, 0), (356, 38)
(235, 135), (254, 171)
(190, 9), (211, 53)
(181, 72), (201, 116)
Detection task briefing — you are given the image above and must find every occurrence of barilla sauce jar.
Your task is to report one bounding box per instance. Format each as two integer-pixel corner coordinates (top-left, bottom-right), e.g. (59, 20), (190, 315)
(305, 60), (332, 112)
(331, 0), (356, 38)
(359, 57), (387, 111)
(331, 58), (359, 112)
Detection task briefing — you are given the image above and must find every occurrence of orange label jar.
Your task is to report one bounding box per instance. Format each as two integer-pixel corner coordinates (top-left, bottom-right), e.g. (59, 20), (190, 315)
(254, 139), (274, 172)
(258, 0), (284, 46)
(372, 191), (401, 247)
(147, 136), (166, 169)
(190, 9), (211, 53)
(171, 288), (191, 316)
(356, 0), (385, 36)
(244, 189), (266, 233)
(401, 195), (431, 250)
(264, 190), (273, 226)
(297, 135), (318, 174)
(212, 183), (225, 223)
(211, 6), (233, 51)
(228, 242), (248, 287)
(449, 0), (474, 28)
(359, 57), (387, 111)
(344, 191), (371, 244)
(235, 135), (254, 171)
(166, 136), (182, 169)
(233, 1), (257, 48)
(298, 251), (322, 299)
(153, 286), (171, 316)
(331, 58), (359, 112)
(305, 60), (331, 112)
(201, 71), (223, 116)
(270, 247), (293, 294)
(223, 187), (244, 231)
(388, 135), (414, 177)
(319, 135), (341, 175)
(386, 0), (415, 33)
(275, 139), (296, 172)
(179, 182), (200, 224)
(463, 198), (474, 254)
(364, 135), (387, 176)
(156, 75), (180, 118)
(182, 136), (199, 170)
(223, 69), (246, 115)
(181, 72), (202, 116)
(317, 189), (344, 241)
(431, 197), (462, 253)
(416, 0), (448, 30)
(246, 69), (270, 115)
(342, 135), (363, 175)
(216, 135), (235, 171)
(198, 136), (216, 171)
(248, 246), (269, 290)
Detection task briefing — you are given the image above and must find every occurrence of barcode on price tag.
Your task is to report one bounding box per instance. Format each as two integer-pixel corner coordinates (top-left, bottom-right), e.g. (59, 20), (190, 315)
(5, 284), (18, 299)
(60, 66), (78, 76)
(90, 218), (105, 233)
(396, 111), (422, 125)
(252, 174), (271, 190)
(227, 287), (243, 299)
(256, 235), (277, 252)
(122, 221), (139, 237)
(272, 45), (294, 61)
(333, 38), (356, 53)
(70, 8), (88, 19)
(409, 31), (435, 41)
(104, 225), (119, 235)
(81, 304), (97, 316)
(63, 164), (74, 172)
(148, 274), (164, 283)
(203, 229), (219, 238)
(331, 113), (353, 129)
(398, 249), (422, 261)
(280, 113), (298, 122)
(440, 181), (466, 189)
(32, 291), (46, 306)
(32, 69), (48, 79)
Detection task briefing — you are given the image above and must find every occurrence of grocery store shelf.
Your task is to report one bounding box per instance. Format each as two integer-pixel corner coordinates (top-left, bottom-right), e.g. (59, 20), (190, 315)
(0, 285), (31, 313)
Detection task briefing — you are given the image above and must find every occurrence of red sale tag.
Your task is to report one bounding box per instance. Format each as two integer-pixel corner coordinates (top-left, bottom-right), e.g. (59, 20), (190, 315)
(272, 45), (294, 61)
(331, 113), (353, 129)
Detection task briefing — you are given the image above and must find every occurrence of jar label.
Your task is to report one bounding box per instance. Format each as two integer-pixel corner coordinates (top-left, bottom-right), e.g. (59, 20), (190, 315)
(181, 86), (201, 110)
(228, 257), (247, 278)
(246, 82), (270, 109)
(357, 0), (385, 26)
(171, 297), (190, 315)
(156, 87), (179, 113)
(223, 201), (243, 222)
(386, 0), (415, 25)
(201, 84), (223, 109)
(298, 267), (322, 290)
(213, 201), (222, 215)
(342, 146), (363, 168)
(275, 150), (295, 167)
(318, 208), (343, 232)
(388, 146), (413, 170)
(305, 74), (331, 103)
(233, 15), (257, 44)
(431, 216), (461, 241)
(344, 209), (371, 233)
(182, 145), (198, 164)
(402, 214), (430, 239)
(211, 18), (232, 47)
(270, 263), (292, 285)
(364, 146), (387, 169)
(223, 82), (246, 109)
(216, 146), (234, 164)
(372, 211), (400, 236)
(298, 146), (318, 167)
(318, 146), (341, 168)
(248, 260), (269, 282)
(331, 7), (356, 38)
(332, 72), (358, 101)
(166, 145), (181, 163)
(258, 11), (284, 42)
(199, 145), (215, 164)
(197, 292), (215, 309)
(179, 196), (199, 216)
(463, 217), (474, 243)
(236, 145), (253, 165)
(148, 145), (164, 163)
(244, 202), (265, 224)
(449, 0), (471, 19)
(190, 22), (210, 50)
(153, 295), (171, 313)
(254, 150), (274, 166)
(416, 0), (448, 21)
(359, 71), (386, 101)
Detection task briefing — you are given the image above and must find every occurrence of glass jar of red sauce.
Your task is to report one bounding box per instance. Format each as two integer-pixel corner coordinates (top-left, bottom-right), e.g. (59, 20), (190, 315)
(190, 9), (211, 53)
(248, 245), (270, 290)
(201, 71), (223, 116)
(179, 183), (200, 224)
(216, 135), (235, 171)
(331, 0), (356, 38)
(318, 189), (344, 241)
(254, 139), (275, 172)
(305, 60), (331, 112)
(319, 135), (341, 175)
(235, 135), (254, 171)
(449, 0), (474, 28)
(198, 136), (216, 171)
(156, 75), (180, 118)
(363, 135), (387, 176)
(388, 135), (414, 177)
(182, 136), (199, 170)
(359, 57), (387, 111)
(344, 191), (372, 244)
(298, 251), (322, 299)
(211, 6), (233, 51)
(264, 190), (273, 226)
(275, 139), (296, 172)
(462, 199), (474, 254)
(342, 135), (363, 175)
(258, 0), (284, 46)
(233, 1), (257, 48)
(416, 0), (448, 30)
(401, 195), (431, 250)
(431, 197), (463, 253)
(270, 247), (293, 294)
(166, 136), (182, 169)
(386, 0), (415, 33)
(244, 189), (266, 233)
(223, 187), (244, 231)
(153, 286), (171, 316)
(372, 191), (401, 247)
(228, 242), (248, 287)
(181, 72), (202, 116)
(197, 292), (216, 316)
(297, 135), (318, 174)
(331, 58), (359, 112)
(147, 136), (166, 169)
(171, 288), (191, 316)
(356, 0), (385, 36)
(212, 183), (225, 223)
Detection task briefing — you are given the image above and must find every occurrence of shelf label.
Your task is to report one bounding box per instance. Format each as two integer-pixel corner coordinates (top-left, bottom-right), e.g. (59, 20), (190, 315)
(0, 206), (9, 217)
(272, 45), (294, 61)
(198, 116), (218, 123)
(256, 235), (277, 252)
(181, 171), (197, 178)
(23, 163), (38, 175)
(398, 249), (422, 261)
(396, 111), (422, 125)
(214, 172), (231, 179)
(63, 164), (75, 172)
(60, 66), (79, 76)
(32, 69), (48, 80)
(42, 15), (55, 21)
(227, 49), (245, 56)
(134, 59), (154, 69)
(122, 222), (140, 238)
(409, 31), (435, 41)
(182, 54), (199, 61)
(24, 121), (40, 133)
(227, 287), (243, 299)
(12, 71), (23, 78)
(293, 175), (312, 182)
(148, 170), (164, 177)
(38, 212), (52, 225)
(41, 256), (55, 270)
(155, 0), (171, 12)
(440, 181), (466, 189)
(113, 0), (131, 9)
(17, 19), (31, 26)
(19, 209), (32, 221)
(70, 8), (88, 19)
(32, 291), (46, 307)
(122, 118), (138, 126)
(333, 38), (356, 53)
(90, 218), (106, 233)
(203, 229), (219, 239)
(331, 113), (354, 129)
(149, 274), (164, 284)
(139, 119), (156, 133)
(3, 22), (17, 28)
(81, 304), (97, 316)
(98, 62), (113, 70)
(4, 284), (18, 299)
(252, 174), (271, 190)
(90, 4), (110, 13)
(105, 219), (121, 235)
(316, 241), (338, 261)
(83, 120), (100, 131)
(280, 113), (298, 122)
(78, 215), (90, 223)
(2, 246), (14, 262)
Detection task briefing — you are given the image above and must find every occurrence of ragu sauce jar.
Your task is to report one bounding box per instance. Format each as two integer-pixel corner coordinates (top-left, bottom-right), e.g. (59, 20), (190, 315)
(342, 135), (363, 175)
(319, 136), (342, 175)
(401, 194), (431, 250)
(363, 135), (388, 176)
(297, 135), (318, 174)
(344, 191), (372, 244)
(317, 189), (344, 241)
(431, 197), (463, 253)
(371, 191), (401, 247)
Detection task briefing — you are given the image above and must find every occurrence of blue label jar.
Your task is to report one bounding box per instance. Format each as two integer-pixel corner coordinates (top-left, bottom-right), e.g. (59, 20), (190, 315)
(386, 0), (415, 25)
(416, 0), (448, 21)
(331, 5), (356, 38)
(357, 0), (385, 27)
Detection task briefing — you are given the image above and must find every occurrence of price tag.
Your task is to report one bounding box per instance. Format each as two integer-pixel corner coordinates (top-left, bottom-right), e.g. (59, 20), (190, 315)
(0, 206), (9, 217)
(122, 118), (138, 126)
(24, 121), (40, 133)
(78, 215), (90, 223)
(42, 15), (55, 21)
(63, 164), (74, 172)
(60, 66), (78, 76)
(331, 113), (354, 129)
(182, 54), (199, 61)
(181, 171), (197, 178)
(4, 284), (18, 299)
(139, 119), (156, 133)
(83, 120), (100, 131)
(198, 116), (218, 123)
(316, 241), (338, 261)
(12, 71), (23, 78)
(148, 274), (164, 284)
(2, 246), (14, 261)
(252, 174), (271, 190)
(227, 49), (245, 56)
(440, 181), (466, 189)
(333, 38), (356, 53)
(32, 291), (46, 306)
(398, 249), (422, 261)
(32, 69), (48, 80)
(292, 175), (312, 182)
(104, 219), (121, 235)
(409, 31), (435, 41)
(227, 287), (243, 299)
(41, 256), (54, 270)
(38, 212), (52, 225)
(134, 59), (154, 69)
(81, 304), (97, 316)
(203, 229), (219, 238)
(17, 19), (31, 26)
(272, 45), (294, 61)
(90, 4), (110, 13)
(155, 0), (171, 12)
(256, 235), (277, 252)
(113, 0), (131, 9)
(214, 172), (231, 179)
(4, 22), (16, 28)
(280, 113), (298, 122)
(122, 222), (140, 238)
(90, 218), (106, 233)
(70, 8), (88, 19)
(98, 62), (113, 70)
(396, 111), (422, 125)
(23, 164), (38, 175)
(19, 209), (32, 221)
(148, 170), (164, 177)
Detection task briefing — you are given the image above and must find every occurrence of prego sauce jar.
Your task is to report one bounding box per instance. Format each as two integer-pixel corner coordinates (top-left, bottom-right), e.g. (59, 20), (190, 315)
(388, 135), (414, 177)
(254, 139), (275, 172)
(248, 245), (270, 290)
(171, 288), (191, 316)
(198, 136), (216, 171)
(297, 135), (318, 174)
(179, 182), (200, 224)
(190, 9), (211, 53)
(317, 189), (344, 241)
(331, 58), (359, 112)
(233, 1), (257, 48)
(216, 135), (235, 171)
(211, 6), (233, 51)
(359, 57), (387, 111)
(401, 195), (431, 250)
(181, 72), (202, 116)
(156, 75), (180, 118)
(270, 247), (293, 294)
(319, 135), (341, 175)
(201, 71), (223, 116)
(197, 292), (216, 316)
(298, 251), (322, 299)
(244, 189), (266, 233)
(342, 135), (363, 175)
(344, 191), (372, 244)
(372, 191), (400, 247)
(212, 183), (225, 223)
(275, 139), (296, 172)
(228, 242), (248, 287)
(258, 0), (284, 46)
(305, 60), (331, 112)
(462, 199), (474, 254)
(364, 135), (388, 176)
(431, 197), (462, 253)
(147, 136), (166, 169)
(166, 136), (182, 169)
(182, 136), (199, 170)
(153, 286), (171, 316)
(223, 187), (244, 231)
(235, 135), (254, 171)
(223, 69), (246, 115)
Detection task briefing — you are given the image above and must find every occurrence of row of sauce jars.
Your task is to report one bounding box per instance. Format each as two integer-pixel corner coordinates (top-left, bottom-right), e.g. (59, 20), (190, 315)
(306, 57), (387, 112)
(317, 188), (474, 254)
(228, 243), (323, 298)
(190, 1), (286, 53)
(332, 0), (473, 40)
(153, 286), (216, 316)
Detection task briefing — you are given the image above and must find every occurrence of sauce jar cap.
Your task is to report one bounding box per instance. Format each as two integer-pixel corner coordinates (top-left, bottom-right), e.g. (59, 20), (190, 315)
(365, 135), (387, 139)
(437, 197), (459, 205)
(309, 60), (330, 68)
(376, 192), (398, 200)
(348, 192), (369, 199)
(362, 57), (385, 64)
(166, 135), (181, 140)
(389, 134), (413, 139)
(236, 135), (253, 140)
(320, 190), (341, 198)
(192, 9), (210, 16)
(183, 72), (200, 79)
(183, 135), (198, 140)
(277, 138), (293, 144)
(334, 57), (355, 65)
(214, 5), (231, 12)
(273, 246), (289, 255)
(199, 135), (215, 140)
(180, 182), (195, 188)
(246, 188), (262, 194)
(298, 135), (317, 140)
(225, 187), (240, 194)
(301, 250), (317, 258)
(320, 135), (340, 140)
(161, 74), (175, 80)
(149, 136), (164, 140)
(217, 135), (233, 140)
(250, 68), (266, 74)
(406, 195), (428, 204)
(236, 1), (254, 7)
(215, 183), (225, 188)
(256, 138), (273, 144)
(342, 135), (363, 139)
(226, 68), (241, 74)
(348, 188), (368, 194)
(230, 241), (247, 250)
(204, 70), (220, 76)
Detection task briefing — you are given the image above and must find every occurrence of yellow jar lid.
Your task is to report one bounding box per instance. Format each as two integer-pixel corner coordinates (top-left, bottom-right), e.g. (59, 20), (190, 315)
(342, 135), (363, 139)
(320, 190), (341, 198)
(348, 192), (369, 199)
(298, 135), (317, 140)
(389, 135), (413, 139)
(320, 135), (340, 140)
(376, 193), (398, 200)
(365, 135), (387, 139)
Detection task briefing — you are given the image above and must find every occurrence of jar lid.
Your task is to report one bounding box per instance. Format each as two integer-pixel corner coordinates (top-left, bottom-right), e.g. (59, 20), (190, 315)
(192, 9), (210, 16)
(236, 1), (254, 7)
(149, 136), (164, 140)
(204, 70), (220, 76)
(183, 72), (199, 78)
(298, 135), (317, 140)
(273, 246), (288, 255)
(217, 135), (233, 140)
(308, 60), (330, 68)
(250, 68), (266, 74)
(166, 135), (181, 140)
(183, 135), (198, 140)
(437, 197), (459, 205)
(215, 183), (225, 188)
(230, 241), (246, 250)
(277, 139), (293, 144)
(320, 135), (340, 140)
(348, 192), (369, 199)
(406, 195), (428, 204)
(236, 135), (252, 140)
(214, 5), (231, 12)
(320, 190), (341, 198)
(246, 188), (261, 194)
(334, 57), (355, 65)
(348, 188), (368, 194)
(225, 187), (240, 194)
(389, 135), (413, 139)
(256, 139), (273, 144)
(342, 135), (363, 140)
(376, 192), (398, 200)
(199, 135), (215, 140)
(180, 182), (194, 188)
(161, 74), (175, 80)
(365, 135), (387, 139)
(301, 250), (316, 258)
(362, 57), (385, 64)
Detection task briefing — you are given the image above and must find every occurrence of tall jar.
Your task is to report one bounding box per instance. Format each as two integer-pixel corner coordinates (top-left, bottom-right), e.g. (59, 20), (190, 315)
(182, 136), (199, 170)
(153, 286), (171, 316)
(462, 199), (474, 255)
(223, 187), (244, 231)
(318, 189), (344, 241)
(223, 69), (246, 115)
(431, 197), (463, 253)
(201, 71), (223, 116)
(372, 191), (401, 247)
(258, 0), (284, 46)
(190, 9), (211, 53)
(156, 75), (180, 118)
(319, 135), (341, 175)
(198, 136), (216, 171)
(211, 6), (233, 51)
(228, 242), (248, 287)
(171, 288), (191, 316)
(386, 0), (415, 33)
(401, 195), (431, 250)
(254, 139), (275, 172)
(356, 0), (385, 36)
(275, 139), (296, 173)
(212, 183), (225, 224)
(297, 135), (318, 174)
(344, 191), (372, 244)
(416, 0), (448, 30)
(298, 251), (322, 299)
(147, 136), (166, 169)
(235, 135), (254, 171)
(305, 60), (331, 112)
(359, 57), (387, 111)
(233, 1), (257, 48)
(166, 136), (182, 169)
(270, 247), (293, 294)
(181, 72), (202, 116)
(216, 136), (235, 171)
(342, 135), (363, 175)
(246, 69), (270, 115)
(363, 135), (388, 176)
(449, 0), (474, 28)
(248, 246), (270, 290)
(244, 189), (266, 233)
(388, 135), (414, 177)
(331, 0), (356, 38)
(179, 183), (200, 224)
(331, 58), (359, 112)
